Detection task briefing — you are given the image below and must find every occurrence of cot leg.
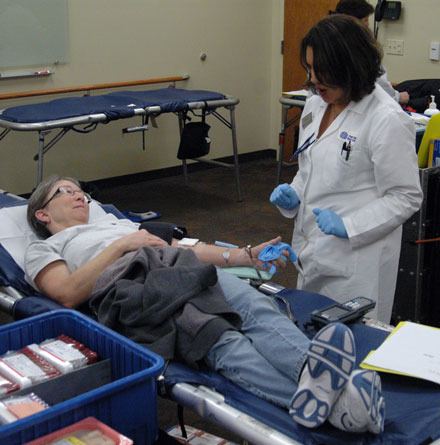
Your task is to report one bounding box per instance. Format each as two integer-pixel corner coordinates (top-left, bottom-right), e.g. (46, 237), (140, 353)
(0, 128), (11, 141)
(178, 114), (189, 185)
(37, 131), (45, 185)
(230, 106), (242, 202)
(277, 105), (289, 185)
(182, 159), (188, 185)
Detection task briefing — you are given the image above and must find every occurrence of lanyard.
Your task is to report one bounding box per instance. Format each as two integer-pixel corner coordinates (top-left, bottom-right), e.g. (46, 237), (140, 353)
(291, 133), (316, 159)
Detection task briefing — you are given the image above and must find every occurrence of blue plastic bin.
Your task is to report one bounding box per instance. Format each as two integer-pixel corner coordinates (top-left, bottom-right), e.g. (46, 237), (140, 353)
(0, 309), (164, 445)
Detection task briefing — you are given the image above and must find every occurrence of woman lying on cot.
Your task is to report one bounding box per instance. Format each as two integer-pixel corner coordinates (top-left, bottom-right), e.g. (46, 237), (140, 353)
(24, 174), (385, 434)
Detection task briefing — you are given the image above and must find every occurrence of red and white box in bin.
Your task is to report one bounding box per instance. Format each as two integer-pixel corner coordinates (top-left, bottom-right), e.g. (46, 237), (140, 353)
(0, 335), (97, 388)
(26, 417), (133, 445)
(0, 347), (61, 388)
(27, 334), (98, 373)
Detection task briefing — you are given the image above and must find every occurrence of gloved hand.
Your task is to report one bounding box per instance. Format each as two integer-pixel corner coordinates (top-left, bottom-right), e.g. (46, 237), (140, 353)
(258, 242), (297, 275)
(270, 184), (300, 210)
(313, 208), (348, 239)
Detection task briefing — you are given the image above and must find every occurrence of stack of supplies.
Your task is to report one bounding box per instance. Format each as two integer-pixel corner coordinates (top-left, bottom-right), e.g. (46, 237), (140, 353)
(0, 334), (99, 425)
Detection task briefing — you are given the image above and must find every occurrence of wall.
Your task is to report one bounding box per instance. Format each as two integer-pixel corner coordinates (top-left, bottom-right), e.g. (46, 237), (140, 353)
(377, 0), (440, 82)
(0, 0), (280, 194)
(2, 1), (437, 195)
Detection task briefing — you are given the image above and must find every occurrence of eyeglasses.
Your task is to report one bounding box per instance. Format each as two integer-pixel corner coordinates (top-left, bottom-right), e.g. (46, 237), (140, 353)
(41, 186), (91, 208)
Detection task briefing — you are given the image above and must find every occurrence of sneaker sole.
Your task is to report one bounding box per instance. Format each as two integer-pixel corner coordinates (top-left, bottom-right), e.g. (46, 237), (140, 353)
(349, 370), (385, 433)
(290, 323), (356, 428)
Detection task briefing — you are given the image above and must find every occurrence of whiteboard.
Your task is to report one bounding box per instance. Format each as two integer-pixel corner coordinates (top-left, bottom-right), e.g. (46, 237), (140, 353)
(0, 0), (68, 68)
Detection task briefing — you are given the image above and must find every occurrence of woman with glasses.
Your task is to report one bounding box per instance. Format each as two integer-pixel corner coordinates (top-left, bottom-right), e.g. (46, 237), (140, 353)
(270, 14), (422, 323)
(26, 175), (289, 307)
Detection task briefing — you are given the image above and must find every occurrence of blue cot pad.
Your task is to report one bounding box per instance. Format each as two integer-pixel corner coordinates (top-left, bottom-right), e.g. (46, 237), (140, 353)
(0, 88), (226, 123)
(1, 194), (439, 445)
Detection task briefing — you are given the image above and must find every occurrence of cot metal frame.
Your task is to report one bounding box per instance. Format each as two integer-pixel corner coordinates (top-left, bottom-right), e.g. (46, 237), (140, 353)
(277, 96), (306, 184)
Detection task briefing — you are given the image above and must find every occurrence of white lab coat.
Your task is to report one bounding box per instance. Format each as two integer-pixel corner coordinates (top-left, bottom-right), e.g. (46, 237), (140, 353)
(278, 85), (422, 323)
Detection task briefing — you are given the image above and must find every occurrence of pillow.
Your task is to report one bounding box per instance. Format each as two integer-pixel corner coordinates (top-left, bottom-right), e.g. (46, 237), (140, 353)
(0, 201), (108, 272)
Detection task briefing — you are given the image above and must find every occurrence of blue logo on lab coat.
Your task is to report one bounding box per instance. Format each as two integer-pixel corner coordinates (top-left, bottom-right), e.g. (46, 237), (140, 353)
(340, 131), (357, 143)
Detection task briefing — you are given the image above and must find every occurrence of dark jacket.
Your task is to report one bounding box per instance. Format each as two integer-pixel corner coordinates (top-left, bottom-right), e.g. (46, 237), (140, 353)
(89, 246), (241, 368)
(396, 78), (440, 113)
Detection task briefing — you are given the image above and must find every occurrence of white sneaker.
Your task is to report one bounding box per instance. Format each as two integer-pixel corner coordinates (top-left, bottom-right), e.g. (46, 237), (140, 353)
(289, 323), (356, 428)
(329, 369), (385, 434)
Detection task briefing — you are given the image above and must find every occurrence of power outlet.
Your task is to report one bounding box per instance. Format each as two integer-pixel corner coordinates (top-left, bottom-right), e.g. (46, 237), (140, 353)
(385, 39), (404, 56)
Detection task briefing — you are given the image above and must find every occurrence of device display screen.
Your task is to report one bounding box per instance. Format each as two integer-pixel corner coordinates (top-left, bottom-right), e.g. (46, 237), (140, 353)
(320, 306), (350, 320)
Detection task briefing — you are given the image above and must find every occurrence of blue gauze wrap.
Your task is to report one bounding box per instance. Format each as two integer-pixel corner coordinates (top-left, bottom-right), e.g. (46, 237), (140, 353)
(257, 242), (297, 275)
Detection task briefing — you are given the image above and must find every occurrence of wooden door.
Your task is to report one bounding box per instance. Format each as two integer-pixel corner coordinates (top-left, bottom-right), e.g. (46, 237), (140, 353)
(282, 0), (338, 160)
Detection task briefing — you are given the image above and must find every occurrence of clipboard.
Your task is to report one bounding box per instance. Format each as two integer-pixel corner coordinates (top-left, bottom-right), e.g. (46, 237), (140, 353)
(360, 321), (440, 384)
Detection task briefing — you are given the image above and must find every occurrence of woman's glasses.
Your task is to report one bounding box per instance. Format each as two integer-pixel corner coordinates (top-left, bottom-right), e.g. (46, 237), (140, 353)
(41, 186), (91, 208)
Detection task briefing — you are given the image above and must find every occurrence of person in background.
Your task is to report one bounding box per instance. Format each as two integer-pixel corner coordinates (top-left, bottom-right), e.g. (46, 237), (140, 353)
(24, 174), (385, 433)
(270, 14), (422, 323)
(334, 0), (410, 105)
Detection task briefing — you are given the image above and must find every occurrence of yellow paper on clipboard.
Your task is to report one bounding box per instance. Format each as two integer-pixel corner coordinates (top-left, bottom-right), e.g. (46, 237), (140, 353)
(360, 321), (440, 384)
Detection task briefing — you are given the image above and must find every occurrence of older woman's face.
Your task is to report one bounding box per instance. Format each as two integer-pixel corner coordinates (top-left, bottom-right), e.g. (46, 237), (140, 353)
(37, 180), (90, 233)
(306, 46), (348, 106)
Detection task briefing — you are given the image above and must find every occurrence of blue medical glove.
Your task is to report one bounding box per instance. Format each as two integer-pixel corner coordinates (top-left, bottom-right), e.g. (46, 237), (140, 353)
(313, 208), (348, 239)
(270, 184), (300, 210)
(258, 242), (297, 275)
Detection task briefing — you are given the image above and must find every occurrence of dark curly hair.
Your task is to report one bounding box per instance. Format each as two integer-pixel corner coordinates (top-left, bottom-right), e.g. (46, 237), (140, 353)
(300, 14), (383, 102)
(335, 0), (374, 19)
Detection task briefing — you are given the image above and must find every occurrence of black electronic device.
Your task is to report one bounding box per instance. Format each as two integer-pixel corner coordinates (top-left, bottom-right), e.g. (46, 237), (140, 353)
(375, 0), (401, 22)
(311, 296), (376, 327)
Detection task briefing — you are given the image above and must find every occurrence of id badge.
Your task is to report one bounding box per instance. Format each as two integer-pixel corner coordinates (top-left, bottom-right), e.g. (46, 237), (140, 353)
(301, 112), (313, 130)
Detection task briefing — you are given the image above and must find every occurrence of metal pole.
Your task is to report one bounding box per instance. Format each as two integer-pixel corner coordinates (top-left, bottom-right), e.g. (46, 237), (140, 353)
(178, 113), (188, 184)
(414, 168), (430, 321)
(230, 106), (242, 202)
(277, 105), (289, 184)
(37, 131), (45, 185)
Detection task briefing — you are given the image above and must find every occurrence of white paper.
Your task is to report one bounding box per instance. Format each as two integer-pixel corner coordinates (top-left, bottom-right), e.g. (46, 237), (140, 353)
(362, 322), (440, 384)
(409, 112), (430, 126)
(177, 238), (200, 247)
(282, 89), (309, 98)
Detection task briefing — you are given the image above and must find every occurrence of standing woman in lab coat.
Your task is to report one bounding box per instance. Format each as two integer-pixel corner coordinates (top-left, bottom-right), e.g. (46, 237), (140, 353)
(270, 14), (422, 323)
